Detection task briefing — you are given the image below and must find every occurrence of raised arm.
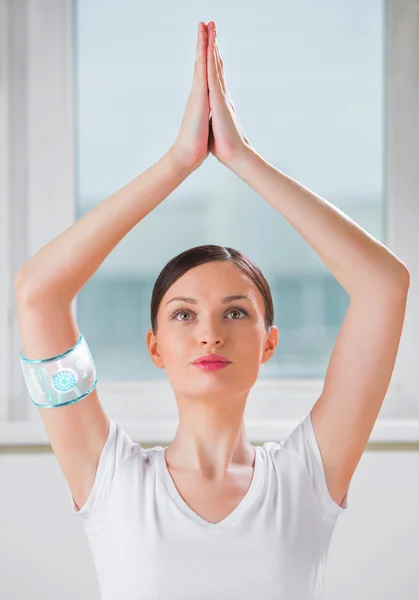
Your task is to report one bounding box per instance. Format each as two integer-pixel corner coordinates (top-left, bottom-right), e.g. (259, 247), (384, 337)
(13, 22), (212, 516)
(14, 151), (192, 305)
(15, 22), (212, 304)
(205, 22), (409, 293)
(205, 21), (410, 513)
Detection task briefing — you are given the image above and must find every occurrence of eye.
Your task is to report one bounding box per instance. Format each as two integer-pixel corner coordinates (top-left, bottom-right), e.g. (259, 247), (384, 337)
(171, 306), (249, 322)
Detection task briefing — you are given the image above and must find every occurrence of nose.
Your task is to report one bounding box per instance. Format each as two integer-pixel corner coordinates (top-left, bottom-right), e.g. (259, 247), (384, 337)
(197, 328), (224, 347)
(200, 337), (222, 345)
(194, 315), (227, 346)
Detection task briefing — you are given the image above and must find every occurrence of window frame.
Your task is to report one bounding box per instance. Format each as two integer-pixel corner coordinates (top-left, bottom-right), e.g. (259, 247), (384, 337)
(1, 0), (418, 445)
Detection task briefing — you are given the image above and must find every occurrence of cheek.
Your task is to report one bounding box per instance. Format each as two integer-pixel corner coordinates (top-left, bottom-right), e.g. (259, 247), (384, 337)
(236, 326), (264, 349)
(159, 329), (191, 362)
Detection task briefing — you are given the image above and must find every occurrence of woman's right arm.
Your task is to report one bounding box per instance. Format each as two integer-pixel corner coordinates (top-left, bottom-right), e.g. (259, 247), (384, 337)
(13, 22), (208, 514)
(14, 148), (193, 305)
(13, 148), (193, 514)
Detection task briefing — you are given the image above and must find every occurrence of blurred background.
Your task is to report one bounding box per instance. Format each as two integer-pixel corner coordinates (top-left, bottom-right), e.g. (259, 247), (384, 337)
(75, 0), (383, 380)
(0, 0), (418, 598)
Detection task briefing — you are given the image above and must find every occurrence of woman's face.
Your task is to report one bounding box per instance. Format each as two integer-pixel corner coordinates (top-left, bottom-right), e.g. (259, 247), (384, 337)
(147, 261), (278, 401)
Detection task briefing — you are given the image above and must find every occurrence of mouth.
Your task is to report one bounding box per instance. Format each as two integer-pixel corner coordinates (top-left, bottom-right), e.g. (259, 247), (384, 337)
(192, 361), (232, 371)
(191, 354), (231, 365)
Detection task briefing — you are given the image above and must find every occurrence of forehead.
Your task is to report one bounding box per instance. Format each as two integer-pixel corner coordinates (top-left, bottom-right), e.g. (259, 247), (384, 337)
(160, 261), (263, 307)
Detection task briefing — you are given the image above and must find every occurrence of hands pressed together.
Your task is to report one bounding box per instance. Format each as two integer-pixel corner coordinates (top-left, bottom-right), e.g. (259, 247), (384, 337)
(171, 21), (254, 172)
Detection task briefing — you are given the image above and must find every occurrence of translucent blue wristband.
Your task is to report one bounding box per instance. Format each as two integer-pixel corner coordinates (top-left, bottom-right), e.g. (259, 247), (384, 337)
(19, 332), (98, 408)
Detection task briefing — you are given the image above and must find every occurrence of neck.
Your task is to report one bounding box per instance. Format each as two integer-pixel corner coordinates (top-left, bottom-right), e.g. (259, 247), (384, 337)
(166, 397), (254, 478)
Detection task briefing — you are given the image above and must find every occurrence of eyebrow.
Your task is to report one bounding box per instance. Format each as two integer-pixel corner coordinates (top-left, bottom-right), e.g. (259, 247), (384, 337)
(165, 294), (254, 307)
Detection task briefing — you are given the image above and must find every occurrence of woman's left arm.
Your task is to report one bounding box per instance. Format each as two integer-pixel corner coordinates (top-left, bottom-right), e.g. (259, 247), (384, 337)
(206, 21), (409, 297)
(228, 147), (409, 298)
(206, 21), (410, 511)
(226, 147), (412, 509)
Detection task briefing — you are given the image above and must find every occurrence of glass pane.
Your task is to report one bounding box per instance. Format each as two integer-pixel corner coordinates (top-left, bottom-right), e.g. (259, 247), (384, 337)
(75, 0), (384, 380)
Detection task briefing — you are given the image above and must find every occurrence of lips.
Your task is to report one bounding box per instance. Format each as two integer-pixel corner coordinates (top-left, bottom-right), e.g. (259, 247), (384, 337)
(192, 353), (231, 365)
(193, 361), (231, 371)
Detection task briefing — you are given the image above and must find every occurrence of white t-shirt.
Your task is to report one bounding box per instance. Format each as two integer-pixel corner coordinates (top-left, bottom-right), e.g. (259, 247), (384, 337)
(67, 411), (349, 600)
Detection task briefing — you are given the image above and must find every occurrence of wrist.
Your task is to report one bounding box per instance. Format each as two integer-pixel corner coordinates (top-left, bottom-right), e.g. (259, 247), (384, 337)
(166, 146), (199, 177)
(224, 144), (260, 175)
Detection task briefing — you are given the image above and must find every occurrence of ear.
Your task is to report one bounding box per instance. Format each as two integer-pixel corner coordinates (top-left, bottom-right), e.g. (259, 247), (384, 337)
(261, 325), (278, 364)
(146, 329), (165, 369)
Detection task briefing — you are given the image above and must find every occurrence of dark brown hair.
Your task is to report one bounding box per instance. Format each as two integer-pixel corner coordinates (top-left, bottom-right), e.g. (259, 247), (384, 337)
(150, 245), (274, 335)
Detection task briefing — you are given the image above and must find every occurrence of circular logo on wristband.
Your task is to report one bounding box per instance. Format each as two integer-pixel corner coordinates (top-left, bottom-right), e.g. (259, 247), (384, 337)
(51, 368), (78, 393)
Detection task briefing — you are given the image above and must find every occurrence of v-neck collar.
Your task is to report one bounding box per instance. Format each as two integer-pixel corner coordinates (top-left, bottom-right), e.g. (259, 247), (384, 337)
(153, 445), (264, 532)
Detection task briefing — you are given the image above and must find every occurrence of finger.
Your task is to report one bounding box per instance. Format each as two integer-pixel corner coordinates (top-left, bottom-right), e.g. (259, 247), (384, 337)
(213, 36), (227, 95)
(208, 25), (249, 144)
(207, 26), (224, 95)
(210, 26), (238, 114)
(194, 22), (207, 85)
(213, 31), (241, 121)
(210, 28), (226, 95)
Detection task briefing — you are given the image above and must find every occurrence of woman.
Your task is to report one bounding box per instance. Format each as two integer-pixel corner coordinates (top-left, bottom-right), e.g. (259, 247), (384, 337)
(15, 21), (410, 600)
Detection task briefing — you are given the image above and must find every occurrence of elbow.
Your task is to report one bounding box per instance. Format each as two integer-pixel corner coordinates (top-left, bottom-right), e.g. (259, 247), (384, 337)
(389, 263), (410, 298)
(14, 269), (69, 306)
(14, 269), (45, 305)
(14, 270), (28, 298)
(397, 264), (410, 289)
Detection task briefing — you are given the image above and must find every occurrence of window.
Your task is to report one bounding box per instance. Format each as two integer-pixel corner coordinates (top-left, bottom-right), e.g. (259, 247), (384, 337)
(75, 0), (381, 381)
(2, 0), (418, 444)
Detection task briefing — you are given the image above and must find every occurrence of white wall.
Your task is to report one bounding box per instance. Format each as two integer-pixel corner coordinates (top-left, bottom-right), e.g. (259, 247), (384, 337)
(1, 445), (418, 599)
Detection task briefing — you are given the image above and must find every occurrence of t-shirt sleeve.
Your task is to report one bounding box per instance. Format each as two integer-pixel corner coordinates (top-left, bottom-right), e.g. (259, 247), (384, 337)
(65, 416), (140, 522)
(283, 411), (349, 524)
